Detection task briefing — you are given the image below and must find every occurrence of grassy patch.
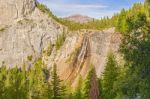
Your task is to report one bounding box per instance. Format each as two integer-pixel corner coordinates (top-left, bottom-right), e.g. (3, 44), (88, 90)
(65, 47), (80, 63)
(37, 4), (53, 16)
(55, 33), (66, 50)
(0, 27), (6, 32)
(17, 20), (23, 25)
(17, 18), (33, 25)
(43, 43), (53, 56)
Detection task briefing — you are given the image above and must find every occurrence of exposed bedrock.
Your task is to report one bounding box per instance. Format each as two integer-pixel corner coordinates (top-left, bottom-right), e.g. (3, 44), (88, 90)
(0, 0), (122, 84)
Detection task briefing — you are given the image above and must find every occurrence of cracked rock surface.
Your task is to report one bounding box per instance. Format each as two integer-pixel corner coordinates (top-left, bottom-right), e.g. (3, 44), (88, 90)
(0, 2), (65, 67)
(0, 0), (122, 84)
(0, 0), (36, 25)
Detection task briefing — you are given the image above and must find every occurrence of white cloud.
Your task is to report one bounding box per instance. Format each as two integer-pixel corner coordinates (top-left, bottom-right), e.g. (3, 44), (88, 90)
(59, 4), (108, 9)
(59, 10), (120, 19)
(39, 1), (118, 19)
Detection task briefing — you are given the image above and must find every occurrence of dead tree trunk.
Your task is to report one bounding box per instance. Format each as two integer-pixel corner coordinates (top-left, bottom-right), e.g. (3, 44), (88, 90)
(89, 68), (100, 99)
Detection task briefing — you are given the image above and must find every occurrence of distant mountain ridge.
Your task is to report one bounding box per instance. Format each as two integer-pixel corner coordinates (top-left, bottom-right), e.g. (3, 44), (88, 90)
(64, 14), (95, 23)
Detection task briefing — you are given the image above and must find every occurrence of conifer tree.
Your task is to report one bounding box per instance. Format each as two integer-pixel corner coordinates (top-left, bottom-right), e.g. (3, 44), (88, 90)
(145, 0), (150, 17)
(0, 65), (7, 99)
(1, 67), (28, 99)
(74, 75), (83, 99)
(51, 63), (66, 99)
(102, 52), (118, 99)
(29, 59), (49, 99)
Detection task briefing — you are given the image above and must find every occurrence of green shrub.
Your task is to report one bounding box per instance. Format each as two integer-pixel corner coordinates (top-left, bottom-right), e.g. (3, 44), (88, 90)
(43, 43), (53, 56)
(37, 4), (53, 16)
(65, 47), (80, 63)
(55, 33), (66, 50)
(27, 55), (33, 61)
(17, 18), (33, 25)
(17, 20), (23, 25)
(0, 28), (5, 32)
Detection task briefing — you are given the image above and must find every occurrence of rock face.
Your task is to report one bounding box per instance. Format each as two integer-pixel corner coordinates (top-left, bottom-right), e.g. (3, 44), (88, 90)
(0, 0), (122, 84)
(46, 28), (121, 84)
(0, 0), (65, 67)
(0, 0), (37, 25)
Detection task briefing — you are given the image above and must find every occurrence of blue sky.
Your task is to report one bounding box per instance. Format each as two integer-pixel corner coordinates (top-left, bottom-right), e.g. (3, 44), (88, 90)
(38, 0), (144, 19)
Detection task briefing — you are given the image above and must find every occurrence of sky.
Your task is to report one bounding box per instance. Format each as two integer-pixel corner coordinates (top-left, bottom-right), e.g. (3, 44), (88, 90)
(38, 0), (144, 19)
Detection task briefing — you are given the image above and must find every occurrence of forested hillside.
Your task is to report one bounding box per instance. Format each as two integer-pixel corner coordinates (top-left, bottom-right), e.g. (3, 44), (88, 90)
(0, 0), (150, 99)
(102, 1), (150, 99)
(37, 3), (117, 31)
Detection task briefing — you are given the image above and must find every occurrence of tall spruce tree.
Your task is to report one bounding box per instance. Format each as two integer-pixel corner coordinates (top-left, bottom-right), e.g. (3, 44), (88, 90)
(29, 59), (51, 99)
(1, 67), (29, 99)
(74, 75), (83, 99)
(102, 52), (118, 99)
(114, 3), (150, 98)
(51, 63), (66, 99)
(145, 0), (150, 17)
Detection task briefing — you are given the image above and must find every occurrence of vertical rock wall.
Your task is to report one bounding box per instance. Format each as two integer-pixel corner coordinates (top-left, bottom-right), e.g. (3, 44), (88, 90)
(0, 0), (36, 25)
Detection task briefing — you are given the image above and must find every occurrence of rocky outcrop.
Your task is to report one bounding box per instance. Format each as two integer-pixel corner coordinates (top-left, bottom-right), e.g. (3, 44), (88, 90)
(0, 0), (37, 25)
(0, 0), (65, 67)
(44, 28), (122, 84)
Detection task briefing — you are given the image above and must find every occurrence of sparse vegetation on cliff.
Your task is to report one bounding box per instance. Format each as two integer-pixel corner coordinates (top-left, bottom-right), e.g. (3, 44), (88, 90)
(37, 4), (117, 31)
(55, 33), (66, 50)
(43, 42), (53, 56)
(0, 28), (5, 32)
(27, 55), (33, 61)
(65, 47), (81, 63)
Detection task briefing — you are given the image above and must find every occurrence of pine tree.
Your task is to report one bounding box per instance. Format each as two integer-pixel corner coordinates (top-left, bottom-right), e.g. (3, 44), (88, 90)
(21, 65), (29, 99)
(0, 65), (7, 99)
(102, 52), (118, 99)
(29, 59), (50, 99)
(0, 61), (53, 99)
(74, 75), (83, 99)
(51, 63), (66, 99)
(1, 67), (28, 99)
(145, 0), (150, 17)
(116, 9), (128, 33)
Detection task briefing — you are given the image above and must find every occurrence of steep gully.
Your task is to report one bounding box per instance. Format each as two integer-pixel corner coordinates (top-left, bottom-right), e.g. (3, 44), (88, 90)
(66, 34), (91, 83)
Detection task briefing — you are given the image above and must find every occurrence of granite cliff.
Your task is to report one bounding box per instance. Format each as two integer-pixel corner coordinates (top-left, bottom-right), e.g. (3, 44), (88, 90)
(0, 0), (121, 84)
